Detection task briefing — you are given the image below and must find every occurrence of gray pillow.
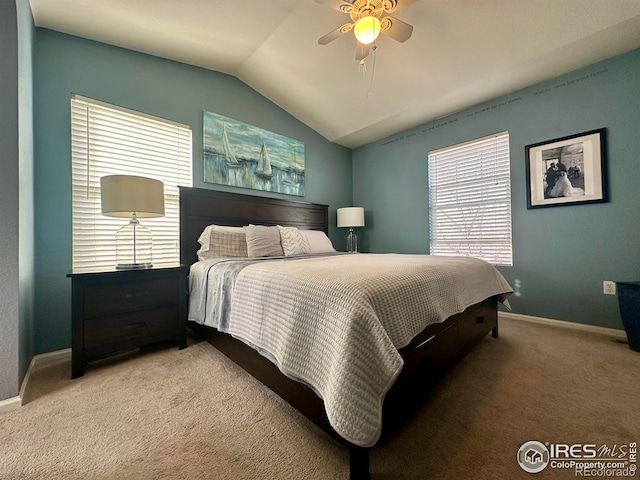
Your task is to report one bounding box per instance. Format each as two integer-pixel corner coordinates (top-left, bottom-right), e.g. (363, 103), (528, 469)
(301, 230), (336, 253)
(244, 225), (284, 257)
(197, 225), (248, 260)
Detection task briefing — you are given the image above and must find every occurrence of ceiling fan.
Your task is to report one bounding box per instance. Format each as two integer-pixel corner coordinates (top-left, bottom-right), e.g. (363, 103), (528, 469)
(315, 0), (417, 61)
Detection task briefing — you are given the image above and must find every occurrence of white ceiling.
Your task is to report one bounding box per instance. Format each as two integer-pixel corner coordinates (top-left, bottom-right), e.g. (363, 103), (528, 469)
(29, 0), (640, 148)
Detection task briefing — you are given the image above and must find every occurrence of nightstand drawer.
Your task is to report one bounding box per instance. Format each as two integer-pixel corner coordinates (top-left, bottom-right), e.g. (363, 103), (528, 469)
(84, 306), (179, 356)
(83, 277), (178, 316)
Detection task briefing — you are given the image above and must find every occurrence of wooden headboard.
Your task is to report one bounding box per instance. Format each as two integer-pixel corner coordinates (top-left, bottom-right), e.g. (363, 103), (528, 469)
(179, 187), (329, 266)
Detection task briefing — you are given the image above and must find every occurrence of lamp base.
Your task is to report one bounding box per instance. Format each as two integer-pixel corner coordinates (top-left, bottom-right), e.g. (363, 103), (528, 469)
(115, 216), (153, 269)
(346, 228), (358, 253)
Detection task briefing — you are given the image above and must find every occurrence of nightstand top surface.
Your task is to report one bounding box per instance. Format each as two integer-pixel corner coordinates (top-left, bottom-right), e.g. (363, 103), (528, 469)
(67, 263), (189, 277)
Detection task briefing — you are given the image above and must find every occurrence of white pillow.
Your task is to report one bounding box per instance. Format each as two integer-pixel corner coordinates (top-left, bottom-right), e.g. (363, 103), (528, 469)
(197, 225), (248, 260)
(244, 225), (284, 258)
(301, 230), (336, 254)
(277, 226), (311, 256)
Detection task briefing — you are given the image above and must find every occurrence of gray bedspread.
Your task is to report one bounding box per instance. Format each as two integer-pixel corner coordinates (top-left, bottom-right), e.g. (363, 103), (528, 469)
(189, 253), (512, 447)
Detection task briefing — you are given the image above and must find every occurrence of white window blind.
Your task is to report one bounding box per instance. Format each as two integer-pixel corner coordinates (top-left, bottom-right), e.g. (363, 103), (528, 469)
(428, 132), (512, 266)
(71, 95), (192, 272)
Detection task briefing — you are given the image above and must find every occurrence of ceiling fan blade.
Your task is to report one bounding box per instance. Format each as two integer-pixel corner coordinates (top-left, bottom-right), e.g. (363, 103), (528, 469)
(314, 0), (354, 13)
(383, 0), (419, 14)
(318, 23), (354, 45)
(355, 42), (370, 61)
(380, 15), (414, 42)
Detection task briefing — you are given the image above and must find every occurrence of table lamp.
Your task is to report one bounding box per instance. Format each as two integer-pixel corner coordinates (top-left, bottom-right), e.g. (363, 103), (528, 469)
(337, 207), (365, 253)
(100, 175), (165, 269)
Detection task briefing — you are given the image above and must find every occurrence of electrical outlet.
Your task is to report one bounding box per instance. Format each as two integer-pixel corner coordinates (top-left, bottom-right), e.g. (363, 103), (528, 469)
(603, 281), (616, 295)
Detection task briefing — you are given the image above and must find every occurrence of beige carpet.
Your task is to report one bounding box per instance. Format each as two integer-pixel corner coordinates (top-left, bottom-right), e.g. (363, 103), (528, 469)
(1, 318), (637, 480)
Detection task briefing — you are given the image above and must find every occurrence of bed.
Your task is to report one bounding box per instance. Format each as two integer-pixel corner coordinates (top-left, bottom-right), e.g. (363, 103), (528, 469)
(179, 186), (512, 479)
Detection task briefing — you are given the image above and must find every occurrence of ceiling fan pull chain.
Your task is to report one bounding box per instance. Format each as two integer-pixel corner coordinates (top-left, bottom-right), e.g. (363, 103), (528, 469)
(365, 45), (377, 98)
(359, 58), (366, 75)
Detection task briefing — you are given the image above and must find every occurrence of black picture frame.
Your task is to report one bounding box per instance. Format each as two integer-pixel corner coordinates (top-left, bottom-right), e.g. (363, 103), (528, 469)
(525, 128), (607, 209)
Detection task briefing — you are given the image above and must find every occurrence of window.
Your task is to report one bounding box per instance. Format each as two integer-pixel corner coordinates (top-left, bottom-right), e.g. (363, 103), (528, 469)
(428, 132), (512, 266)
(71, 95), (192, 272)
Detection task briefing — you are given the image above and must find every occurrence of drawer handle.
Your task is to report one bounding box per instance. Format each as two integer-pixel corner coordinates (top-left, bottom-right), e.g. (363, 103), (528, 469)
(113, 322), (147, 341)
(475, 316), (485, 324)
(125, 292), (149, 299)
(124, 322), (147, 330)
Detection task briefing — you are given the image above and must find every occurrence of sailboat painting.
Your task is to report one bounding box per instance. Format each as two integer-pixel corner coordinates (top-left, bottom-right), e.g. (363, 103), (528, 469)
(203, 111), (305, 196)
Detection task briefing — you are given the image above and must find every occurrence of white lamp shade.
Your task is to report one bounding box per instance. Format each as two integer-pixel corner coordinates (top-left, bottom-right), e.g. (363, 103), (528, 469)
(337, 207), (365, 228)
(100, 175), (165, 218)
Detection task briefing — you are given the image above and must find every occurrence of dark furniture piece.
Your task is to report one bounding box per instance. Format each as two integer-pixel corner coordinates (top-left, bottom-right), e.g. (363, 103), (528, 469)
(616, 281), (640, 352)
(179, 186), (499, 479)
(68, 265), (189, 378)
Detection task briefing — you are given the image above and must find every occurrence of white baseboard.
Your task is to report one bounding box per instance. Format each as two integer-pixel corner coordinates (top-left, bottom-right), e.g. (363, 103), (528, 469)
(499, 311), (627, 341)
(29, 348), (72, 372)
(0, 396), (22, 414)
(0, 349), (73, 415)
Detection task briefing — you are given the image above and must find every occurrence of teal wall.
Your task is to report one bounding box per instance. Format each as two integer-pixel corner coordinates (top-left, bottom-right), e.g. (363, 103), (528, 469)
(0, 0), (34, 402)
(33, 29), (352, 354)
(353, 49), (640, 329)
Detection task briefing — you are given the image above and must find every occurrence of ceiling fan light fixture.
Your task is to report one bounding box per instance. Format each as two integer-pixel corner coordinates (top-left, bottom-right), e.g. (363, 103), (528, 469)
(354, 16), (381, 45)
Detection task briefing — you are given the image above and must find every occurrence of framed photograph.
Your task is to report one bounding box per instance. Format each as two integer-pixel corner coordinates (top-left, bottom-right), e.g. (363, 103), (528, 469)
(525, 128), (607, 209)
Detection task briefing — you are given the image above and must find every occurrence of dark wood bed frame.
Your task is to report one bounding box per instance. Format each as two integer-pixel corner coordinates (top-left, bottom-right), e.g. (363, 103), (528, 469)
(179, 186), (499, 480)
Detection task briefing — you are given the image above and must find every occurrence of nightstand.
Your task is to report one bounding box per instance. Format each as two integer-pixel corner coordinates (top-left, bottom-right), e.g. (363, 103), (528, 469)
(68, 264), (189, 378)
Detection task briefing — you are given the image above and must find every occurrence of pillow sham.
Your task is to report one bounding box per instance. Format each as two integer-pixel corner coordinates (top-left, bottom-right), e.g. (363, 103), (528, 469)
(197, 225), (248, 260)
(277, 225), (311, 256)
(301, 229), (336, 254)
(244, 225), (284, 258)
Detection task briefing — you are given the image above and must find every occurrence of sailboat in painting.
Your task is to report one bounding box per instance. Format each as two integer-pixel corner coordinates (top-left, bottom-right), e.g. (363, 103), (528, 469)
(283, 147), (302, 186)
(222, 124), (242, 168)
(255, 142), (273, 179)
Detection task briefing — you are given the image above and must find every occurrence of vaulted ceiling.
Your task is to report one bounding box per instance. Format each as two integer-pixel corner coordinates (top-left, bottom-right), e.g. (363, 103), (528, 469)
(29, 0), (640, 148)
